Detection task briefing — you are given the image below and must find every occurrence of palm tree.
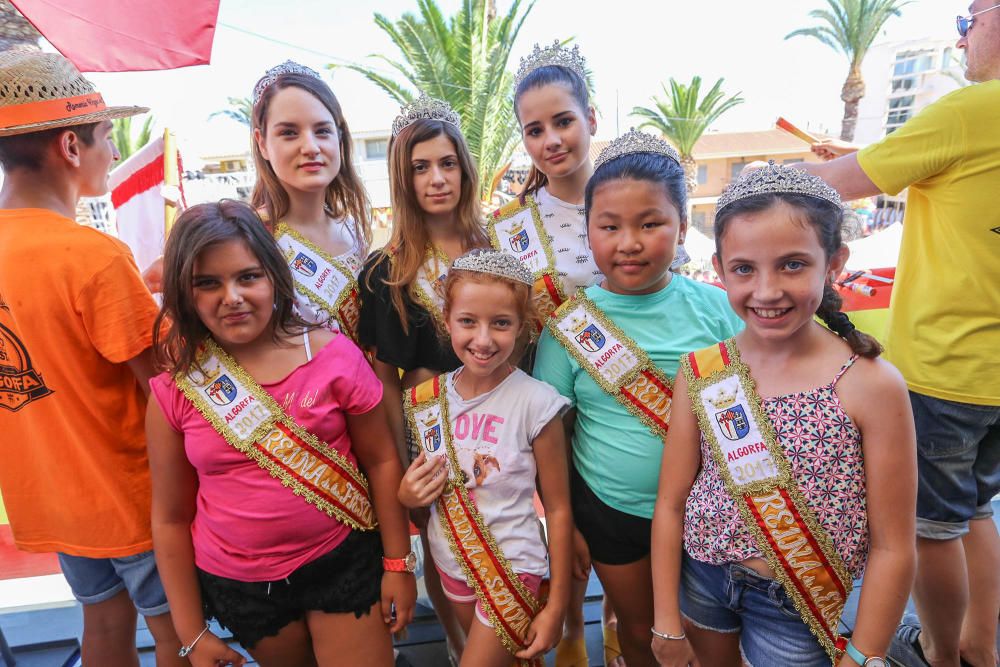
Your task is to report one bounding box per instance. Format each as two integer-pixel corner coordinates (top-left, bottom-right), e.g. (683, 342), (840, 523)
(630, 77), (744, 193)
(112, 115), (155, 162)
(209, 96), (253, 127)
(336, 0), (534, 198)
(787, 0), (910, 141)
(0, 0), (41, 51)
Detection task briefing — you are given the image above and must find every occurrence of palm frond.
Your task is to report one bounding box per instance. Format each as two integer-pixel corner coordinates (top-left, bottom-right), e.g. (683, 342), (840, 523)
(338, 0), (534, 197)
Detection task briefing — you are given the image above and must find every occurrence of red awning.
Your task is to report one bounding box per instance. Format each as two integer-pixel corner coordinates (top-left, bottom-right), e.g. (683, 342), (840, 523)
(11, 0), (220, 72)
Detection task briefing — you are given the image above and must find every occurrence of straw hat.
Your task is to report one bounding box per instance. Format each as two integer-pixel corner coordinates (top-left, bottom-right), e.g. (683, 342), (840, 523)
(0, 50), (148, 137)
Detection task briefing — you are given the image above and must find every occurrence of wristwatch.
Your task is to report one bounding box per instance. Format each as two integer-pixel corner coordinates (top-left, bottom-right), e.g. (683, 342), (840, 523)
(845, 641), (888, 667)
(383, 551), (417, 573)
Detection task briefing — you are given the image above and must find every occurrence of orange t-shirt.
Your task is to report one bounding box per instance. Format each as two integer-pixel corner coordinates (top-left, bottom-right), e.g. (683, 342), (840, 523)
(0, 209), (158, 557)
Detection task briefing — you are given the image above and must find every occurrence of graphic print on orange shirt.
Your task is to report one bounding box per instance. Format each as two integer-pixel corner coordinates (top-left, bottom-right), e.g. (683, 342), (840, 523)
(0, 297), (53, 412)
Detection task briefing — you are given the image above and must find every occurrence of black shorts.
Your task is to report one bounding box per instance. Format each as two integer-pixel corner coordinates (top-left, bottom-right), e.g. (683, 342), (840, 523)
(571, 464), (651, 565)
(197, 529), (383, 648)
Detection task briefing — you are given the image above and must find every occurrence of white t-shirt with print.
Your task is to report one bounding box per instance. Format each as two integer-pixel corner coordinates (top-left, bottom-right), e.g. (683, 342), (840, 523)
(534, 187), (602, 295)
(426, 368), (570, 581)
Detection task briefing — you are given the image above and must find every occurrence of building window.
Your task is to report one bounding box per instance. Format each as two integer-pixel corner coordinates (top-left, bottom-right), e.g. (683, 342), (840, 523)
(697, 165), (708, 184)
(730, 162), (746, 181)
(365, 138), (388, 160)
(886, 94), (915, 134)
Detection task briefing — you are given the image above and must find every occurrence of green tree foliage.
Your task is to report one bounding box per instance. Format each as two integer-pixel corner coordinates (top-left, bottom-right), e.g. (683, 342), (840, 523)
(631, 77), (744, 193)
(111, 115), (155, 162)
(209, 96), (253, 127)
(786, 0), (911, 140)
(338, 0), (534, 198)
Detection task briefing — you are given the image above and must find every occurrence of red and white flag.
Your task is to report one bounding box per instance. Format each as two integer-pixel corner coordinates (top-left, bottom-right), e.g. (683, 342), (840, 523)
(109, 132), (183, 272)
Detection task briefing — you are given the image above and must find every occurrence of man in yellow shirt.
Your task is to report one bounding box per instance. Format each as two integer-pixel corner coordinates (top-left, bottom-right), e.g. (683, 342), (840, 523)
(802, 4), (1000, 665)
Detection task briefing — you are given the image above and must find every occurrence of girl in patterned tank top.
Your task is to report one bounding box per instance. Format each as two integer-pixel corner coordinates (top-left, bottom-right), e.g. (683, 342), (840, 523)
(650, 163), (917, 667)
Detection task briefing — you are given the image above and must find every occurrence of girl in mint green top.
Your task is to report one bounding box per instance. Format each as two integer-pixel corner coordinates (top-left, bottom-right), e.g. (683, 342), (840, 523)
(532, 130), (741, 667)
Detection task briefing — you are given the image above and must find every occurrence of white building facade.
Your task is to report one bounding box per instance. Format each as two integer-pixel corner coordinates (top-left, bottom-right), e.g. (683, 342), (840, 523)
(854, 36), (966, 145)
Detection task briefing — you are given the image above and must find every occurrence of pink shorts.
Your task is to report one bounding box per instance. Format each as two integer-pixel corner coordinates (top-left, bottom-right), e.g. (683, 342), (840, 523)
(435, 565), (543, 629)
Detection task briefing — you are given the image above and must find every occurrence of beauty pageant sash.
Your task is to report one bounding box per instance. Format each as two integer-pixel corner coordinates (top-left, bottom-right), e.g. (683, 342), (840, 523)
(548, 292), (673, 439)
(408, 246), (449, 332)
(176, 339), (376, 531)
(275, 223), (362, 342)
(489, 196), (567, 330)
(683, 340), (850, 663)
(405, 376), (543, 666)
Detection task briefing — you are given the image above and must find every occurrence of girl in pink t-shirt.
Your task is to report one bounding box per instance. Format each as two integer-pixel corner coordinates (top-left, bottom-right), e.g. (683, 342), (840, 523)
(146, 200), (414, 667)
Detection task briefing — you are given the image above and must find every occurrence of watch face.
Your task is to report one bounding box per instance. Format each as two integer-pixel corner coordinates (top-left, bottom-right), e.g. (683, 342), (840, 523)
(404, 551), (417, 572)
(865, 659), (888, 667)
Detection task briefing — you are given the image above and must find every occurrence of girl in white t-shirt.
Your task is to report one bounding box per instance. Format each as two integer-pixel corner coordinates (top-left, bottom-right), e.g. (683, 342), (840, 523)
(250, 60), (371, 336)
(489, 41), (600, 303)
(399, 249), (573, 667)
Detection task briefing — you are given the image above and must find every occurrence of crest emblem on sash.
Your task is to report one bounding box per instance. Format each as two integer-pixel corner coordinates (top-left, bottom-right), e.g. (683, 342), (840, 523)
(509, 229), (530, 253)
(715, 405), (750, 441)
(206, 374), (238, 406)
(423, 424), (442, 452)
(572, 315), (605, 352)
(292, 253), (317, 277)
(506, 221), (530, 253)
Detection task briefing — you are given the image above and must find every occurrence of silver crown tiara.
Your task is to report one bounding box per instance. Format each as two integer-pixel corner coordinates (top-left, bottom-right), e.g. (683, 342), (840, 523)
(514, 40), (588, 88)
(391, 94), (461, 137)
(594, 128), (681, 171)
(717, 160), (842, 212)
(253, 61), (323, 105)
(450, 249), (534, 286)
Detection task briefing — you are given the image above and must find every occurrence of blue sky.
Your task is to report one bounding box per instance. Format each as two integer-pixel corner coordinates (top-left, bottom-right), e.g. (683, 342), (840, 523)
(75, 0), (957, 162)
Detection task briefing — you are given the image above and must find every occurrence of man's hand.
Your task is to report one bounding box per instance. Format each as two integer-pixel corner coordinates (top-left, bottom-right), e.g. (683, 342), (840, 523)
(811, 138), (861, 161)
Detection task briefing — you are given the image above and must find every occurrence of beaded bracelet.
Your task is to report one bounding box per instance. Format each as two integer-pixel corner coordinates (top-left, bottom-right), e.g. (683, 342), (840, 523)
(651, 627), (687, 641)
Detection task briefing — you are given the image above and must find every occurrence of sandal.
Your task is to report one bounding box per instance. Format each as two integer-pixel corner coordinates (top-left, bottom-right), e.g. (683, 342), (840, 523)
(555, 636), (588, 667)
(603, 621), (625, 667)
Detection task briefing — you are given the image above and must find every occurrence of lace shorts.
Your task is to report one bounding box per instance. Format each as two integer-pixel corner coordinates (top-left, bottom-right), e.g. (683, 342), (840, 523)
(197, 529), (383, 648)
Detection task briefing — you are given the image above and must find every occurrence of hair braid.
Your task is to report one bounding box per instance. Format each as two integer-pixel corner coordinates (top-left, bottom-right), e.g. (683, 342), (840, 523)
(815, 282), (882, 358)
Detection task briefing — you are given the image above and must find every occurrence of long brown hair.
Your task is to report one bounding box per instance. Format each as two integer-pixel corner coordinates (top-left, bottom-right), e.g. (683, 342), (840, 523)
(153, 200), (309, 376)
(250, 72), (372, 248)
(369, 119), (488, 333)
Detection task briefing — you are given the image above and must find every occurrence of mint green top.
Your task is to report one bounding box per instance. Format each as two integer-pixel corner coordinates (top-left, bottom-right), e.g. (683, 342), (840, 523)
(534, 277), (743, 519)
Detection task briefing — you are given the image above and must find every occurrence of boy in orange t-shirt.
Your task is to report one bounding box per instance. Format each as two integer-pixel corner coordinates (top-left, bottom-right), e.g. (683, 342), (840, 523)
(0, 51), (186, 665)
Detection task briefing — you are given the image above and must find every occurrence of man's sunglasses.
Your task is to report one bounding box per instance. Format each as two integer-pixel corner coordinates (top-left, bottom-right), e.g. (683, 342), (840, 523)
(957, 3), (1000, 37)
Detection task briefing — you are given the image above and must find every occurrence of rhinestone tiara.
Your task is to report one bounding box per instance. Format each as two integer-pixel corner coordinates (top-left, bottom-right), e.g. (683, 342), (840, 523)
(514, 40), (587, 89)
(593, 128), (681, 171)
(253, 60), (323, 105)
(716, 160), (842, 212)
(450, 249), (534, 286)
(391, 93), (461, 137)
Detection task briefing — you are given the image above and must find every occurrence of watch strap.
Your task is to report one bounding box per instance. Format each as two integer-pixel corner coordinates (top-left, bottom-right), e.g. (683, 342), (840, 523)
(845, 640), (883, 666)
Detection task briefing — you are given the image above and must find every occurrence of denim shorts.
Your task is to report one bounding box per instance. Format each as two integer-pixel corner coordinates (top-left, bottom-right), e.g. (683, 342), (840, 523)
(57, 550), (169, 616)
(910, 391), (1000, 540)
(680, 554), (828, 667)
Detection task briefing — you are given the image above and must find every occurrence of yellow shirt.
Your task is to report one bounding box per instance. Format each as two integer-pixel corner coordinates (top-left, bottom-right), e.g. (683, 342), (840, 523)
(858, 82), (1000, 406)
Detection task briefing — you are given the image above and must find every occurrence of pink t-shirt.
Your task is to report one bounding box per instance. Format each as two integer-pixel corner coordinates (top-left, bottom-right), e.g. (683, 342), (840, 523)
(150, 334), (382, 581)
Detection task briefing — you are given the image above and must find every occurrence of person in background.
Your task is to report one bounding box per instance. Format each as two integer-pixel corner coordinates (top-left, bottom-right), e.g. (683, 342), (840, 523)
(802, 4), (1000, 664)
